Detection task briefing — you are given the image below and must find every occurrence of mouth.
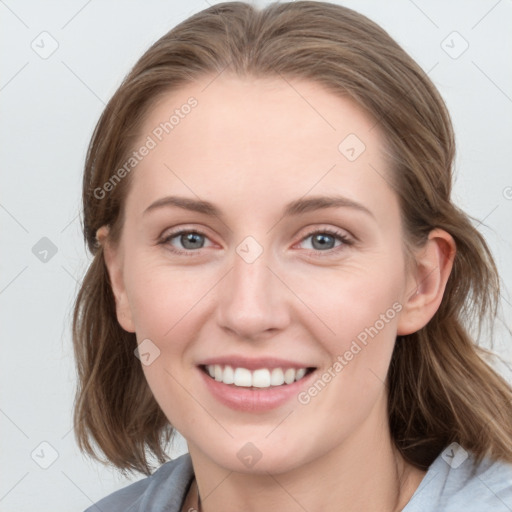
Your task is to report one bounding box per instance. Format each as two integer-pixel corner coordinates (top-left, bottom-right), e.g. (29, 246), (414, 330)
(199, 364), (317, 389)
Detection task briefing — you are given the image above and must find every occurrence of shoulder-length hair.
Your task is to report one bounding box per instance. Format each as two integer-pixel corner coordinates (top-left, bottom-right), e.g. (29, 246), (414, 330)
(72, 1), (512, 476)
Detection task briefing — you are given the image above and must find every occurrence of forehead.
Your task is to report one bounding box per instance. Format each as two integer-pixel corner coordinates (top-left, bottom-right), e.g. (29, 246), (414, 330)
(125, 74), (397, 224)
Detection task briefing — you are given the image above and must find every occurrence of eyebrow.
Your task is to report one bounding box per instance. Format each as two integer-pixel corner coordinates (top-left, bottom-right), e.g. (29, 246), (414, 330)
(143, 194), (375, 219)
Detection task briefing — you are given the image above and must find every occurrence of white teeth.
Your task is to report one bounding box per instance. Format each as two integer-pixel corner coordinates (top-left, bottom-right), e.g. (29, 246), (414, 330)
(204, 365), (310, 388)
(284, 368), (296, 384)
(270, 368), (285, 386)
(252, 369), (271, 388)
(233, 367), (252, 387)
(295, 368), (307, 380)
(223, 365), (234, 384)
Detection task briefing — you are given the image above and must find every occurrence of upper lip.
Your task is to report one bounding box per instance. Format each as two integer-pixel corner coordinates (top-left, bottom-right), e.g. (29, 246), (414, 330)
(198, 356), (316, 371)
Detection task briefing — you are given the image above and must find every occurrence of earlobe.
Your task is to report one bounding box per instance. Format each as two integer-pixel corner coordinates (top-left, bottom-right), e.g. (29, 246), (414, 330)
(397, 229), (456, 336)
(96, 225), (136, 333)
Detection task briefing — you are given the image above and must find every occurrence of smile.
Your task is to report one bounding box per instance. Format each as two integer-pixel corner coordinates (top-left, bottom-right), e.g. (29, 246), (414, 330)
(198, 363), (318, 412)
(201, 364), (314, 388)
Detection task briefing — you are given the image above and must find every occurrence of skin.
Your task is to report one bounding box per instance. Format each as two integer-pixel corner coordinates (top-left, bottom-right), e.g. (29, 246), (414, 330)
(98, 74), (455, 512)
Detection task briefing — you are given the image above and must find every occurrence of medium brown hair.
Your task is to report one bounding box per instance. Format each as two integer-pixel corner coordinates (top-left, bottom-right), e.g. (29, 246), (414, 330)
(72, 1), (512, 476)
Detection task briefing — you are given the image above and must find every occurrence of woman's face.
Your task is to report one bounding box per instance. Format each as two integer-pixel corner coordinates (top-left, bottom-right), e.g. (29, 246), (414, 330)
(104, 75), (421, 474)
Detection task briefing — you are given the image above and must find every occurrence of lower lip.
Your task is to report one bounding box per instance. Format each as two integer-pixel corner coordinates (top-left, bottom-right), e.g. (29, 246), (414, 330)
(198, 367), (316, 412)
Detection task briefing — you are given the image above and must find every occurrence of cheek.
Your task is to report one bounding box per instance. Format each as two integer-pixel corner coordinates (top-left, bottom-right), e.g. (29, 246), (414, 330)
(298, 260), (404, 341)
(289, 264), (404, 434)
(125, 255), (205, 340)
(295, 258), (405, 401)
(126, 248), (405, 356)
(124, 259), (210, 426)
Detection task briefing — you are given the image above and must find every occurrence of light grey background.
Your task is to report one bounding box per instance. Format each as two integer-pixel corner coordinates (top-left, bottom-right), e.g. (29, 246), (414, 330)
(1, 1), (511, 510)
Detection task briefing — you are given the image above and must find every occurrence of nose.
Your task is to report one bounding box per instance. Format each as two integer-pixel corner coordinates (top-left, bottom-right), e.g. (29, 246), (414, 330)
(215, 241), (290, 341)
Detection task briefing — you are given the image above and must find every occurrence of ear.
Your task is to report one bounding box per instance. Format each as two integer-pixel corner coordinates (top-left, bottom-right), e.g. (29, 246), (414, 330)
(397, 228), (456, 335)
(96, 225), (136, 333)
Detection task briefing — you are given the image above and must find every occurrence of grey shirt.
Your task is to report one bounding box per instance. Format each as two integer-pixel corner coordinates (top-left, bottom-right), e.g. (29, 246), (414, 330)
(84, 448), (512, 511)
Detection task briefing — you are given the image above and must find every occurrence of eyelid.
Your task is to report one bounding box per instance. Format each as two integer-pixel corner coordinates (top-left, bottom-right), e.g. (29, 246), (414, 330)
(158, 225), (216, 256)
(293, 226), (354, 254)
(298, 225), (353, 242)
(159, 224), (354, 256)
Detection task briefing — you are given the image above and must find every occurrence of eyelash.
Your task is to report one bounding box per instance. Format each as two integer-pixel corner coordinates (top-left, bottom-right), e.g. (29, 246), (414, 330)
(158, 227), (353, 257)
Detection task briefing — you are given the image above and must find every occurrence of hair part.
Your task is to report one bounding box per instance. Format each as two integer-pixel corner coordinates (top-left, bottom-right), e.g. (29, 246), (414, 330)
(72, 1), (512, 476)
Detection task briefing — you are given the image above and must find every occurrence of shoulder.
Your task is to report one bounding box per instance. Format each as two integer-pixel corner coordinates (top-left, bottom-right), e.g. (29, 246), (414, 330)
(83, 453), (194, 512)
(404, 444), (512, 512)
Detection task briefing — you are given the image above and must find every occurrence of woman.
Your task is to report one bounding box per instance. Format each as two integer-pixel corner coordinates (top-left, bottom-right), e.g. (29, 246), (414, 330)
(73, 2), (512, 511)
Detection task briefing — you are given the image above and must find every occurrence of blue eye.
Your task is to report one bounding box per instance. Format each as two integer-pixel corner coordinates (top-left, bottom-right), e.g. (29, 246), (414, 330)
(159, 228), (352, 256)
(160, 230), (211, 255)
(298, 229), (353, 254)
(300, 230), (350, 251)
